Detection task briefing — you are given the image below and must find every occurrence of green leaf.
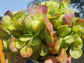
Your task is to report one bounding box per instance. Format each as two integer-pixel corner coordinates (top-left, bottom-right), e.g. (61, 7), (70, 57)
(0, 28), (10, 40)
(61, 34), (74, 49)
(9, 36), (18, 52)
(19, 34), (32, 41)
(40, 1), (59, 16)
(70, 49), (82, 59)
(23, 16), (44, 32)
(40, 30), (51, 43)
(40, 44), (48, 56)
(13, 22), (24, 31)
(32, 13), (44, 21)
(70, 45), (82, 51)
(31, 20), (44, 32)
(15, 39), (27, 49)
(51, 15), (64, 30)
(55, 38), (62, 53)
(11, 9), (25, 22)
(70, 34), (83, 50)
(73, 37), (82, 47)
(3, 40), (9, 50)
(20, 46), (33, 58)
(73, 34), (83, 46)
(24, 15), (45, 33)
(31, 37), (41, 46)
(72, 17), (78, 26)
(29, 45), (40, 60)
(57, 25), (71, 37)
(72, 25), (82, 33)
(64, 36), (74, 44)
(1, 15), (11, 28)
(23, 16), (32, 32)
(58, 49), (68, 63)
(63, 35), (73, 40)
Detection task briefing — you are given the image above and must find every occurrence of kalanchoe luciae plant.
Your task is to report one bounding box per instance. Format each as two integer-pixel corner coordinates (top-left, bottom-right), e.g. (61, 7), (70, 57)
(0, 0), (84, 63)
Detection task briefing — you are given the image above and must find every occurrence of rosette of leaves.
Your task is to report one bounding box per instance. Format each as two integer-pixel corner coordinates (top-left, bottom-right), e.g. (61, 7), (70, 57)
(0, 0), (84, 63)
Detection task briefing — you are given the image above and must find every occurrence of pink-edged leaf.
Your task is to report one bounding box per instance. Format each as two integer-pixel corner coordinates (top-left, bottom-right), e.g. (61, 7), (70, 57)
(9, 35), (18, 52)
(35, 5), (48, 14)
(47, 31), (58, 54)
(4, 10), (13, 17)
(58, 49), (68, 63)
(59, 0), (69, 3)
(44, 15), (58, 54)
(63, 12), (75, 27)
(75, 18), (84, 26)
(44, 15), (53, 32)
(28, 5), (48, 16)
(20, 46), (33, 58)
(44, 55), (59, 63)
(0, 27), (10, 40)
(28, 7), (38, 16)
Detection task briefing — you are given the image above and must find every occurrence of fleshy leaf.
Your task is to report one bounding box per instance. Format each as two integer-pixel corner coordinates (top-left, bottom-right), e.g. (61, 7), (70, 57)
(70, 49), (82, 59)
(28, 5), (48, 15)
(58, 49), (68, 63)
(23, 15), (45, 33)
(20, 46), (33, 58)
(13, 21), (24, 31)
(73, 34), (83, 47)
(61, 35), (74, 49)
(0, 27), (10, 40)
(31, 37), (41, 46)
(19, 34), (32, 41)
(40, 1), (59, 17)
(44, 15), (58, 54)
(44, 56), (59, 63)
(11, 9), (25, 22)
(1, 15), (12, 28)
(72, 25), (82, 33)
(15, 39), (27, 49)
(63, 12), (75, 27)
(23, 16), (32, 30)
(70, 34), (83, 50)
(9, 35), (18, 52)
(29, 45), (40, 60)
(41, 30), (52, 43)
(64, 36), (74, 44)
(57, 25), (71, 37)
(3, 40), (9, 50)
(40, 44), (48, 56)
(75, 18), (84, 27)
(4, 10), (13, 17)
(54, 38), (62, 53)
(51, 14), (64, 30)
(31, 20), (44, 32)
